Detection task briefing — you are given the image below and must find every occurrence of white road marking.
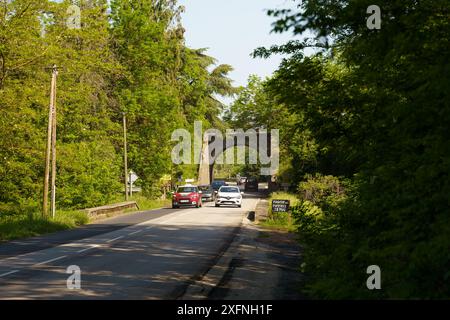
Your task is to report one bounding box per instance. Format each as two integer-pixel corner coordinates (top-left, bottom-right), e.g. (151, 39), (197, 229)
(107, 236), (124, 243)
(0, 199), (259, 290)
(34, 255), (67, 266)
(77, 245), (98, 253)
(0, 270), (19, 278)
(155, 210), (195, 225)
(0, 209), (199, 274)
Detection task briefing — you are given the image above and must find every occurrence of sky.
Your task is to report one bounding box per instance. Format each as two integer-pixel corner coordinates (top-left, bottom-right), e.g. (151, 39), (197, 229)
(178, 0), (298, 90)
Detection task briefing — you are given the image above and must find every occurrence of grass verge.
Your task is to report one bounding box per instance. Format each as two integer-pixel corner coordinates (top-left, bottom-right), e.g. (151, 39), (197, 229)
(0, 210), (89, 242)
(132, 195), (171, 211)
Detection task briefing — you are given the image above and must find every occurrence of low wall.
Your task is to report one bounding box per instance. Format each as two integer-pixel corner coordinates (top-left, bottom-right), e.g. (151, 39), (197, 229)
(83, 201), (139, 219)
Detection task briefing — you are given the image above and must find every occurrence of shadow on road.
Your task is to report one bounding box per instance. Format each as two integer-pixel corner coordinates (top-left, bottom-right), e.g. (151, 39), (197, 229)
(0, 207), (176, 259)
(0, 223), (240, 300)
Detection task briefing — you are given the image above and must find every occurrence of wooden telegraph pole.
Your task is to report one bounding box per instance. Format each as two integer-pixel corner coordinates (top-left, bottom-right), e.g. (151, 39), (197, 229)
(123, 112), (129, 201)
(43, 65), (58, 217)
(50, 66), (58, 218)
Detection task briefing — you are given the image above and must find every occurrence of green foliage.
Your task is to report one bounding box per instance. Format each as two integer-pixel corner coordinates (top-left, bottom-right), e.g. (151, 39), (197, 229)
(0, 0), (235, 239)
(57, 141), (122, 209)
(298, 174), (347, 211)
(254, 0), (450, 299)
(224, 75), (310, 181)
(293, 175), (347, 246)
(110, 1), (236, 190)
(110, 0), (184, 191)
(0, 0), (124, 214)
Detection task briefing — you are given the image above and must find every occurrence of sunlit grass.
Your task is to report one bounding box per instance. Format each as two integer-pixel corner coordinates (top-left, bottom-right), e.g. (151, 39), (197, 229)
(132, 195), (171, 211)
(109, 194), (171, 212)
(0, 210), (89, 242)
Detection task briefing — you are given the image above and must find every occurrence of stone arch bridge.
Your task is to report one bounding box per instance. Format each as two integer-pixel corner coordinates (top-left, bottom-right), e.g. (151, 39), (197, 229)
(197, 128), (279, 190)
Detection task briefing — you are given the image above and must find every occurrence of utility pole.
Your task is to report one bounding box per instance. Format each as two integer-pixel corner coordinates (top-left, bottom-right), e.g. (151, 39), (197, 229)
(50, 65), (58, 219)
(123, 112), (129, 201)
(43, 65), (57, 217)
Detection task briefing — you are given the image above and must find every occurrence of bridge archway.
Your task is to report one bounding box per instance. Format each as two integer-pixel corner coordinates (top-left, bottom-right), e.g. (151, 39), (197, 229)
(209, 145), (260, 181)
(197, 129), (279, 190)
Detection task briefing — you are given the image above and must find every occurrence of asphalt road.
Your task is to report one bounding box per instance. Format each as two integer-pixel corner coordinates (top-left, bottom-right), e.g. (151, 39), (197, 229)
(0, 195), (260, 300)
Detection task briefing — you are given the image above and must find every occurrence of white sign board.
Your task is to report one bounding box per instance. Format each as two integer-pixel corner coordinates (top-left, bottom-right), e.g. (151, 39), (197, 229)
(129, 171), (138, 184)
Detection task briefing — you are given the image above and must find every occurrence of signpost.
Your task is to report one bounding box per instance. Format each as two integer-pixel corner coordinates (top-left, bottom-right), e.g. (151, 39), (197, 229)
(129, 170), (138, 197)
(272, 199), (290, 213)
(272, 199), (292, 226)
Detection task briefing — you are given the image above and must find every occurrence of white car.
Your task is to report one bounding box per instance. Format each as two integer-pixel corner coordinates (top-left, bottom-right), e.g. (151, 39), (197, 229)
(215, 186), (244, 208)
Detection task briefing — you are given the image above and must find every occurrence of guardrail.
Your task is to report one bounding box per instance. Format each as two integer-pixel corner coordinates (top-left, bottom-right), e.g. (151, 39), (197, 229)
(83, 201), (139, 219)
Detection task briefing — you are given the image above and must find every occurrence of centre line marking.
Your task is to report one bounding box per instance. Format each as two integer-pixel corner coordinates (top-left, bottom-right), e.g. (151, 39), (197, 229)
(0, 270), (19, 278)
(34, 255), (67, 266)
(107, 236), (124, 243)
(77, 245), (98, 253)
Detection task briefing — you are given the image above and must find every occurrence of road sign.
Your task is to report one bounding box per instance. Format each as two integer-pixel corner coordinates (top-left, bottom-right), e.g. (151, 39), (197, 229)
(129, 171), (138, 184)
(272, 200), (290, 213)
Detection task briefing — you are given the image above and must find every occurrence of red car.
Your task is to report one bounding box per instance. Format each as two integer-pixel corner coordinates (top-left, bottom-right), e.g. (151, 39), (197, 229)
(172, 185), (203, 209)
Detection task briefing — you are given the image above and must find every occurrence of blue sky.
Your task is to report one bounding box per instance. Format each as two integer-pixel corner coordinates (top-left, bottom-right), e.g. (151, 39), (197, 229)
(178, 0), (298, 89)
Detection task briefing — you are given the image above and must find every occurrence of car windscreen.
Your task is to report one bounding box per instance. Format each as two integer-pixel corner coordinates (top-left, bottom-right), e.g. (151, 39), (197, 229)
(177, 187), (197, 193)
(219, 187), (239, 193)
(198, 186), (211, 191)
(212, 181), (225, 187)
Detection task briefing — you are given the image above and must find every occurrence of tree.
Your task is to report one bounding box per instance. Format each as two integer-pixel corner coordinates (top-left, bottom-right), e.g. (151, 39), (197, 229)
(0, 0), (235, 218)
(255, 0), (450, 298)
(224, 75), (317, 184)
(110, 0), (236, 192)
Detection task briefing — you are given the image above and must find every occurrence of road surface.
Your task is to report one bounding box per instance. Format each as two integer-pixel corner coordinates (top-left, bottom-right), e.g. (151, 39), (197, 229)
(0, 195), (260, 299)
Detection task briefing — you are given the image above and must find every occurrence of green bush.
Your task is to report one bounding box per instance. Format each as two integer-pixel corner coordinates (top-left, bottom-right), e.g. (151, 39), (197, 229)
(293, 171), (450, 299)
(298, 174), (346, 208)
(261, 0), (450, 299)
(57, 141), (122, 209)
(292, 174), (358, 298)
